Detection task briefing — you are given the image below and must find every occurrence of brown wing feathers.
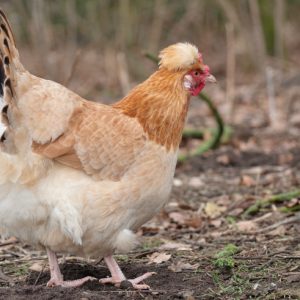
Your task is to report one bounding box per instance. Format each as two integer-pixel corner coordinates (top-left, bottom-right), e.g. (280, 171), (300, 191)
(0, 10), (147, 181)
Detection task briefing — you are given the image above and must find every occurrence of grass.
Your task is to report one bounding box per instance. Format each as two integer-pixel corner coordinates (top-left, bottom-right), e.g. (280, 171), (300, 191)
(141, 238), (163, 251)
(6, 263), (30, 277)
(213, 244), (239, 269)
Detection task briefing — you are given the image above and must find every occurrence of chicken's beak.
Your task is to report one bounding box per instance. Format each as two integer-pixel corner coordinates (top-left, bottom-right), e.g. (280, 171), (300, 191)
(206, 74), (217, 83)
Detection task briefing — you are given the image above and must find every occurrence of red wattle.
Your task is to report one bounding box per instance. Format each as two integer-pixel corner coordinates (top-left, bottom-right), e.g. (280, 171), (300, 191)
(191, 82), (205, 96)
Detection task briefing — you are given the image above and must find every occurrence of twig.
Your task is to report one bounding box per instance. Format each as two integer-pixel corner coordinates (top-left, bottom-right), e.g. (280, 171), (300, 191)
(117, 52), (131, 95)
(217, 0), (255, 63)
(148, 0), (166, 53)
(274, 255), (300, 260)
(249, 0), (267, 73)
(63, 49), (82, 87)
(282, 272), (300, 276)
(266, 66), (278, 128)
(34, 263), (46, 286)
(234, 256), (269, 260)
(225, 22), (236, 122)
(0, 237), (18, 247)
(257, 213), (300, 233)
(0, 268), (14, 285)
(274, 0), (285, 60)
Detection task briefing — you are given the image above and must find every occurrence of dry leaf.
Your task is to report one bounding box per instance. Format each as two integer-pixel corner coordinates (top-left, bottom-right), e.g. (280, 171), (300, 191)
(278, 153), (293, 165)
(229, 208), (244, 217)
(234, 220), (258, 232)
(287, 198), (299, 207)
(147, 252), (171, 264)
(216, 154), (230, 165)
(169, 212), (186, 224)
(168, 261), (199, 273)
(159, 240), (192, 251)
(29, 262), (44, 272)
(210, 231), (223, 238)
(210, 219), (222, 228)
(256, 234), (266, 242)
(241, 175), (256, 187)
(0, 269), (13, 283)
(169, 211), (202, 228)
(286, 274), (300, 283)
(140, 225), (159, 235)
(0, 236), (18, 247)
(204, 202), (226, 218)
(185, 214), (202, 228)
(267, 225), (286, 236)
(215, 195), (230, 206)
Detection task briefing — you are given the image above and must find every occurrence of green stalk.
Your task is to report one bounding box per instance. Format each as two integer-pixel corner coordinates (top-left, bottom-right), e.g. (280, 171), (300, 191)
(243, 190), (300, 216)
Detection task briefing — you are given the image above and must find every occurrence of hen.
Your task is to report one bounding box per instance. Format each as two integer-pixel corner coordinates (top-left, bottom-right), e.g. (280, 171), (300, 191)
(0, 10), (216, 289)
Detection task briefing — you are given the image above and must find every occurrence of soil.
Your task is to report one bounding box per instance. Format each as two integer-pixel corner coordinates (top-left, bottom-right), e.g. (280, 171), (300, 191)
(2, 92), (300, 299)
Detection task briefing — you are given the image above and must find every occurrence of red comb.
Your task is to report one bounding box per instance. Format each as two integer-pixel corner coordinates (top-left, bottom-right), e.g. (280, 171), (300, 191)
(198, 53), (203, 63)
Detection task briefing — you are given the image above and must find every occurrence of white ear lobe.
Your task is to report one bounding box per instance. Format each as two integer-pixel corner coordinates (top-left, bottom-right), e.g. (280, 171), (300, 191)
(183, 74), (193, 89)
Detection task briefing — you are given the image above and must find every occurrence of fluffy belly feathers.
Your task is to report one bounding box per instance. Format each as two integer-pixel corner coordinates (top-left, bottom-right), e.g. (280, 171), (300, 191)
(0, 146), (177, 258)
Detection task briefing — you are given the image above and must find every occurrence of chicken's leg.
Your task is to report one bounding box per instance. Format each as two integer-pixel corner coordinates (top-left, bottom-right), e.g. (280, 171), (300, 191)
(46, 248), (95, 288)
(99, 255), (155, 290)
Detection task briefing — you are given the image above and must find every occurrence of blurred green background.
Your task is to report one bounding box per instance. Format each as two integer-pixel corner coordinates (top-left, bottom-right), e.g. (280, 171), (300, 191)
(0, 0), (299, 104)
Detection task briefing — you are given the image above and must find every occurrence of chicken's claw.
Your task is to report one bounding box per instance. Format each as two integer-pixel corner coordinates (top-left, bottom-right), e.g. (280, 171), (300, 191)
(99, 271), (156, 290)
(47, 276), (96, 288)
(120, 280), (151, 290)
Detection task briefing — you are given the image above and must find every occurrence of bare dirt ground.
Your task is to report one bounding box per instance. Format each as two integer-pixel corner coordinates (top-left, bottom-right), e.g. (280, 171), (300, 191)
(1, 80), (300, 299)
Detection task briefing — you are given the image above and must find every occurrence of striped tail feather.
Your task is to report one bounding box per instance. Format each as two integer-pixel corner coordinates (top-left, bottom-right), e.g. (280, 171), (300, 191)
(0, 9), (24, 152)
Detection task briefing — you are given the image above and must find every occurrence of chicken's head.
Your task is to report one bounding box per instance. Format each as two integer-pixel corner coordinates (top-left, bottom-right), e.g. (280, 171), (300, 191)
(183, 63), (216, 96)
(159, 42), (216, 96)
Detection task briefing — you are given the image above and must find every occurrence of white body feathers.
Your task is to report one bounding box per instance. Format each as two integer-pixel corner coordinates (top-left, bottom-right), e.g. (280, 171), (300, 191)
(0, 139), (177, 258)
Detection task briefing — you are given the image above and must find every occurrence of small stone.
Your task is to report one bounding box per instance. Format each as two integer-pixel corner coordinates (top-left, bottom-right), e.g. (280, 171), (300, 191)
(120, 280), (134, 289)
(253, 283), (260, 290)
(268, 282), (277, 292)
(188, 177), (204, 188)
(173, 178), (183, 187)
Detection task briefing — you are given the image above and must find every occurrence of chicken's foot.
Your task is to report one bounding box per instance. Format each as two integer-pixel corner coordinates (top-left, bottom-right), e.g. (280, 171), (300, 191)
(99, 255), (156, 290)
(46, 248), (95, 288)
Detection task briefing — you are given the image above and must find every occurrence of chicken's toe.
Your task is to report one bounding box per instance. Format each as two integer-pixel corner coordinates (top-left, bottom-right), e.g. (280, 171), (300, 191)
(120, 281), (151, 290)
(99, 271), (156, 290)
(129, 272), (156, 284)
(47, 276), (96, 288)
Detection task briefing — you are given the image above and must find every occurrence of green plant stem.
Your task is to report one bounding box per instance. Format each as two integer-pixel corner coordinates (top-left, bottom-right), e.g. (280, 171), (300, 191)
(179, 92), (225, 162)
(144, 52), (159, 64)
(182, 128), (204, 139)
(243, 190), (300, 216)
(199, 92), (224, 150)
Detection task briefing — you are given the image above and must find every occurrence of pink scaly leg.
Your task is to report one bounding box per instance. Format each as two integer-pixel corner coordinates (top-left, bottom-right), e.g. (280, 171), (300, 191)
(99, 255), (156, 290)
(46, 248), (95, 288)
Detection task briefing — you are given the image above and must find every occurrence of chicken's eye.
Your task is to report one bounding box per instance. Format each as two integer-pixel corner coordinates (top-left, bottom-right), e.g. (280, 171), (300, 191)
(193, 70), (203, 77)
